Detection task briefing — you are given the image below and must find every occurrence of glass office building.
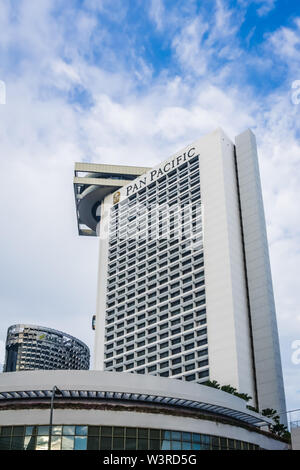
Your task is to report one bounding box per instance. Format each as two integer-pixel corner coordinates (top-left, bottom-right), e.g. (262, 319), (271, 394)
(3, 324), (90, 372)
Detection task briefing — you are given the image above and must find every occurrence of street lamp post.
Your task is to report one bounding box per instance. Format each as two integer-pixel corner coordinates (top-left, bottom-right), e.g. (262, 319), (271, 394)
(48, 386), (63, 451)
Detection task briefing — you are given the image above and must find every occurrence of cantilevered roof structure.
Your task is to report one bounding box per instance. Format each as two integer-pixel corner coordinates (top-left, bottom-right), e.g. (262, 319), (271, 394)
(73, 162), (150, 236)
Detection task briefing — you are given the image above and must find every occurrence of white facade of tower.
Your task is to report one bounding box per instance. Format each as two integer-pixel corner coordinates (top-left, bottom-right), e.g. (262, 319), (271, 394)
(91, 128), (286, 421)
(199, 130), (255, 400)
(235, 129), (287, 423)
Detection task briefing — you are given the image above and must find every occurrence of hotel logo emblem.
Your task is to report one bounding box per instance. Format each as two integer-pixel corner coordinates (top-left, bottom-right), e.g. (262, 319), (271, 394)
(113, 191), (121, 204)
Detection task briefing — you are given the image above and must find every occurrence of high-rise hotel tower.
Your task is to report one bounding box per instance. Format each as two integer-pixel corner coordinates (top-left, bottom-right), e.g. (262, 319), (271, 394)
(74, 128), (286, 422)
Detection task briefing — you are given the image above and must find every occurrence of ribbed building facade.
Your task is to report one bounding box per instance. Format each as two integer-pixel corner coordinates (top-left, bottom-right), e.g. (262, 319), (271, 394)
(3, 324), (90, 372)
(103, 152), (208, 383)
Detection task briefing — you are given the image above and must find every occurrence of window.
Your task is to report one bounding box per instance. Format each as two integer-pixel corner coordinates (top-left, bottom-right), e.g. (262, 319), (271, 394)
(172, 357), (181, 365)
(172, 347), (181, 355)
(185, 374), (196, 382)
(198, 359), (209, 367)
(198, 369), (209, 378)
(171, 338), (181, 345)
(160, 351), (168, 359)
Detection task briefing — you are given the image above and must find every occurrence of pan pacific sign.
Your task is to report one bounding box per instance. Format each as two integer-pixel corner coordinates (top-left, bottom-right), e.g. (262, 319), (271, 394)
(125, 147), (199, 198)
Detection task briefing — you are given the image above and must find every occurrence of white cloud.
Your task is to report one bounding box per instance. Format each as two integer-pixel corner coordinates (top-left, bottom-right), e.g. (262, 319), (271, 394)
(266, 18), (300, 72)
(256, 0), (277, 17)
(171, 1), (243, 78)
(172, 17), (210, 76)
(237, 0), (277, 17)
(149, 0), (165, 31)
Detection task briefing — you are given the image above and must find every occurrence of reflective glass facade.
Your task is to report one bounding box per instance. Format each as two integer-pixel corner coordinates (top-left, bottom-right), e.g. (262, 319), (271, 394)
(0, 425), (260, 450)
(4, 325), (90, 372)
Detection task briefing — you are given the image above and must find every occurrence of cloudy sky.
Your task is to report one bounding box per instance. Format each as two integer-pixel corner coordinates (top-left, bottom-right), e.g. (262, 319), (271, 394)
(0, 0), (299, 418)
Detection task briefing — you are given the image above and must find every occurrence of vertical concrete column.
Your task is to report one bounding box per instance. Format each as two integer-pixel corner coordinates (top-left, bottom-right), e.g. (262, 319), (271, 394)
(94, 197), (112, 370)
(235, 129), (287, 425)
(202, 129), (255, 401)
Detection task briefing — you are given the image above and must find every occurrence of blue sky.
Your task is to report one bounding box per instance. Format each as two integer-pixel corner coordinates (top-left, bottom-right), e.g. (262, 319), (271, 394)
(0, 0), (299, 420)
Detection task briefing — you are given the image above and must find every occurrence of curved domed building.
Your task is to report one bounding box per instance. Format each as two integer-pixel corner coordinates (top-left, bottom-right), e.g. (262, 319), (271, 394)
(3, 325), (90, 372)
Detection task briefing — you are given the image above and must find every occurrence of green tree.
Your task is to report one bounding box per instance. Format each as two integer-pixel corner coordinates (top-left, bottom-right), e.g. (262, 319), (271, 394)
(220, 385), (237, 395)
(235, 392), (252, 402)
(203, 380), (221, 389)
(262, 408), (291, 441)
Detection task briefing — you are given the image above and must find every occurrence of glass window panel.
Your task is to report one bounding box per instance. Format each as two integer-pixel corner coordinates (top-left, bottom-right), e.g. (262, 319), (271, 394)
(36, 436), (49, 450)
(87, 436), (99, 450)
(192, 433), (201, 443)
(38, 426), (49, 436)
(101, 426), (112, 436)
(171, 440), (181, 450)
(76, 426), (88, 436)
(236, 440), (242, 450)
(212, 436), (219, 448)
(220, 437), (227, 449)
(61, 436), (74, 450)
(228, 439), (235, 449)
(126, 428), (137, 438)
(12, 426), (24, 436)
(11, 436), (24, 450)
(63, 425), (75, 436)
(114, 427), (124, 437)
(50, 436), (61, 451)
(161, 440), (171, 450)
(138, 428), (148, 438)
(52, 426), (62, 435)
(171, 431), (181, 440)
(25, 426), (35, 436)
(1, 427), (12, 437)
(161, 430), (170, 440)
(149, 429), (160, 439)
(182, 442), (192, 450)
(74, 436), (87, 450)
(0, 437), (11, 450)
(201, 435), (210, 445)
(182, 432), (191, 442)
(192, 443), (201, 450)
(113, 437), (124, 450)
(24, 435), (36, 450)
(125, 438), (136, 450)
(88, 426), (100, 436)
(100, 437), (112, 450)
(138, 438), (148, 450)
